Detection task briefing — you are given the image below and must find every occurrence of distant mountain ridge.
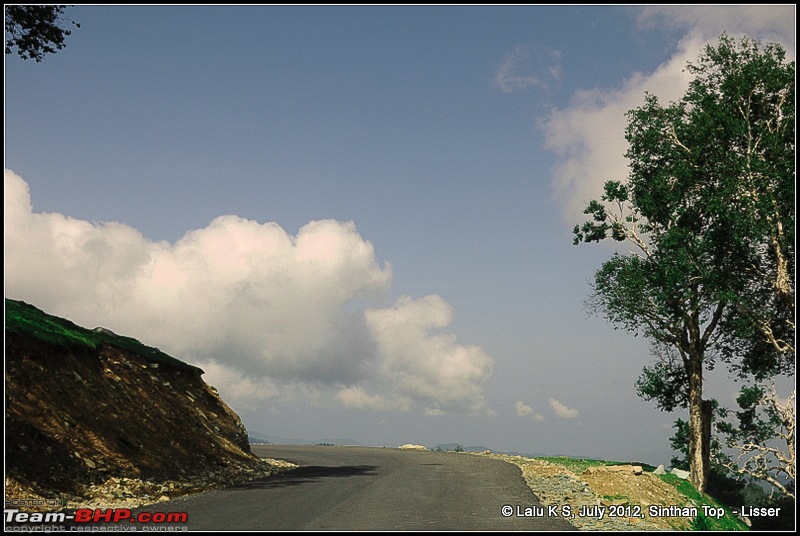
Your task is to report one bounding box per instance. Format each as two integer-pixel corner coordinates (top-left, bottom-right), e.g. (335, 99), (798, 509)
(432, 443), (491, 452)
(432, 443), (551, 457)
(247, 432), (552, 457)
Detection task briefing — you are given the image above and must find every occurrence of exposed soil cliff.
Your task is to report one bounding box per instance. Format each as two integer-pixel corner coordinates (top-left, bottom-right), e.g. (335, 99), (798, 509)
(4, 299), (285, 508)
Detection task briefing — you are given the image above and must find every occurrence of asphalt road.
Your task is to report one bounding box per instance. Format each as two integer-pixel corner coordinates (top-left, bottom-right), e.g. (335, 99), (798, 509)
(144, 445), (576, 531)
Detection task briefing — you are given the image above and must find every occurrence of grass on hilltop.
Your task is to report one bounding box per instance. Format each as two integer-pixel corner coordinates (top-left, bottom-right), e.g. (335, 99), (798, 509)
(4, 298), (198, 371)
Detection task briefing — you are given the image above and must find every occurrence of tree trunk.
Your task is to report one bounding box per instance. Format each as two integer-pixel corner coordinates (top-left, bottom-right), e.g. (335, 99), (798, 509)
(688, 353), (708, 492)
(701, 399), (712, 480)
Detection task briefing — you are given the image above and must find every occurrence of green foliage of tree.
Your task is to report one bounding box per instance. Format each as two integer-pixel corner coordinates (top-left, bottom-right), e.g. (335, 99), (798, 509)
(635, 344), (688, 412)
(5, 5), (79, 62)
(574, 34), (794, 493)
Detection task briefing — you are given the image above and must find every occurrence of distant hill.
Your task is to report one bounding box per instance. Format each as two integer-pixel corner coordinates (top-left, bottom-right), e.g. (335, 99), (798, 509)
(249, 432), (366, 447)
(432, 443), (492, 452)
(431, 443), (551, 457)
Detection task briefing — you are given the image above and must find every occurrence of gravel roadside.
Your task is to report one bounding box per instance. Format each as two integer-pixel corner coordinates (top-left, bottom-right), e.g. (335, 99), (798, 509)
(477, 453), (669, 531)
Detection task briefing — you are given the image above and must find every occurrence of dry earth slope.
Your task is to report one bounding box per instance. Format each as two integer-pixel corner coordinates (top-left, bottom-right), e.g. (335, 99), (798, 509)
(4, 298), (290, 509)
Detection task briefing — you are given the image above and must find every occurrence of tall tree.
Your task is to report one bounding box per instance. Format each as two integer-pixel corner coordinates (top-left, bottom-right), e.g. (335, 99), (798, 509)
(574, 34), (794, 492)
(5, 5), (79, 62)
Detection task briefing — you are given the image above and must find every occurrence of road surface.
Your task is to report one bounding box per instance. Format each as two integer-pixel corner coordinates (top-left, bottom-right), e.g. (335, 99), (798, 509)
(144, 445), (576, 531)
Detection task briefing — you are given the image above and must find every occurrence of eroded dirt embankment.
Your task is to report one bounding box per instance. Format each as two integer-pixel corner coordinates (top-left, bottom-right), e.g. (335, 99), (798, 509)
(5, 328), (288, 509)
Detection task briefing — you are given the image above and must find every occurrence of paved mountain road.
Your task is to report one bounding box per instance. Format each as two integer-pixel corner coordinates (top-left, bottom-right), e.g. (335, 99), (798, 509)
(149, 445), (575, 531)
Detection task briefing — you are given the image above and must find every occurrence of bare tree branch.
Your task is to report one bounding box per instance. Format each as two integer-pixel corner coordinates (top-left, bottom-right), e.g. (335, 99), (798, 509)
(723, 386), (795, 498)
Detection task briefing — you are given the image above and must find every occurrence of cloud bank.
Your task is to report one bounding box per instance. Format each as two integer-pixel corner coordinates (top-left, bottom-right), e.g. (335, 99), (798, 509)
(4, 169), (495, 415)
(635, 5), (796, 43)
(543, 34), (702, 226)
(544, 6), (795, 227)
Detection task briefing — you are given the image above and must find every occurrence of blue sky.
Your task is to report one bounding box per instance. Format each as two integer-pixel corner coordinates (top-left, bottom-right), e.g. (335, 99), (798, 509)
(5, 5), (795, 462)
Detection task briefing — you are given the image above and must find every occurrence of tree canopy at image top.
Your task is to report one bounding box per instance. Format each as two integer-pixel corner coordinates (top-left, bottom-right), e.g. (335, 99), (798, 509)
(5, 5), (79, 62)
(573, 34), (794, 493)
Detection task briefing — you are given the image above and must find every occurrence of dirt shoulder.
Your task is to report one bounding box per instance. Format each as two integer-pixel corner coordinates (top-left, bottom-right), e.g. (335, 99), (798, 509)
(474, 452), (748, 531)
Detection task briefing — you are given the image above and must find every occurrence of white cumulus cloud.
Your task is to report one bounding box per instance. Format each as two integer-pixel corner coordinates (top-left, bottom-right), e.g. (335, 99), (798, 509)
(549, 398), (579, 419)
(544, 35), (702, 227)
(364, 295), (496, 416)
(4, 169), (495, 416)
(336, 386), (411, 412)
(515, 400), (545, 422)
(544, 7), (794, 228)
(635, 5), (796, 44)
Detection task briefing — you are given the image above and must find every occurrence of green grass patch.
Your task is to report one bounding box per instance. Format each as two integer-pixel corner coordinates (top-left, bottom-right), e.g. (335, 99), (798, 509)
(601, 493), (629, 501)
(5, 298), (199, 371)
(655, 473), (749, 531)
(535, 456), (656, 474)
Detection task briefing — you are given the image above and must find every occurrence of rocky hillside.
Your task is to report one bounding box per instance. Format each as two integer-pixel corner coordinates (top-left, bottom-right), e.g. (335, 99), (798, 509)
(4, 298), (286, 508)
